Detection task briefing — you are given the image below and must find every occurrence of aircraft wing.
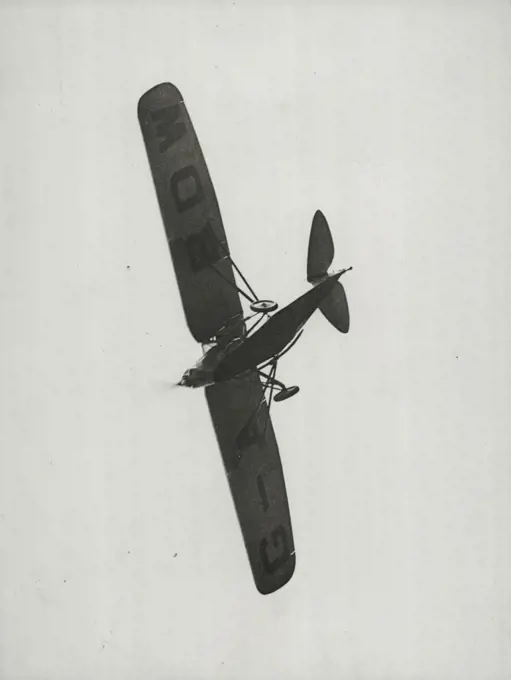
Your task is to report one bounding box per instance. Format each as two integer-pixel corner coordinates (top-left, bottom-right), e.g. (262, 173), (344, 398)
(206, 373), (296, 594)
(138, 83), (244, 343)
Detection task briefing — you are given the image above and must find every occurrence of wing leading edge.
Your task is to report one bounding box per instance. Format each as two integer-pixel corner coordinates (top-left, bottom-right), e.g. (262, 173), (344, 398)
(206, 373), (295, 594)
(138, 83), (243, 343)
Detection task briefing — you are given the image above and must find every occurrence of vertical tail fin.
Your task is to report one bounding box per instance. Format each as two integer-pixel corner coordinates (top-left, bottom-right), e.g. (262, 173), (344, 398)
(307, 210), (334, 283)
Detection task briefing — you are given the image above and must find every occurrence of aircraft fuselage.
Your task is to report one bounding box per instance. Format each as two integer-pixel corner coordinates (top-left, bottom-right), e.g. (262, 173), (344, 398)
(179, 271), (341, 388)
(213, 271), (341, 382)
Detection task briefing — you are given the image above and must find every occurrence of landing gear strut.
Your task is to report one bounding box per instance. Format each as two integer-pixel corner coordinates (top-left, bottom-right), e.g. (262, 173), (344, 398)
(257, 366), (300, 403)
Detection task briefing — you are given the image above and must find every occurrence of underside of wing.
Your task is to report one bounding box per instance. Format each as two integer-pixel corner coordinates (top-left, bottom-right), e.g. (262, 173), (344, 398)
(138, 83), (243, 343)
(205, 373), (295, 594)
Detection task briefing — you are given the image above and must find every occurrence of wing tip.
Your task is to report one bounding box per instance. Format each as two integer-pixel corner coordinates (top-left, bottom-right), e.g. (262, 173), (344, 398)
(137, 82), (184, 114)
(255, 552), (296, 595)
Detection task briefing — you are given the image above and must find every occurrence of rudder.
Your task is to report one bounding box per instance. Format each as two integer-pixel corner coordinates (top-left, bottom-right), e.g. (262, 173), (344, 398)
(307, 210), (334, 283)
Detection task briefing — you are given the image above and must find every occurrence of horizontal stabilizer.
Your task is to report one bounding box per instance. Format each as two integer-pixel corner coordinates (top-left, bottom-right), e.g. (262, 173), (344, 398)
(307, 210), (334, 282)
(319, 281), (350, 333)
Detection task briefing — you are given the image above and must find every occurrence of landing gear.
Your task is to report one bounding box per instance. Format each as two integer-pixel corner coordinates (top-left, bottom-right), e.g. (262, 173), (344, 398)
(250, 300), (278, 314)
(209, 299), (278, 347)
(257, 367), (300, 403)
(273, 386), (300, 402)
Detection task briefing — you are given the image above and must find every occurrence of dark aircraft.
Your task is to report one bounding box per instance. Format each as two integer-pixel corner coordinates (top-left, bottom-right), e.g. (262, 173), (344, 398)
(138, 83), (352, 594)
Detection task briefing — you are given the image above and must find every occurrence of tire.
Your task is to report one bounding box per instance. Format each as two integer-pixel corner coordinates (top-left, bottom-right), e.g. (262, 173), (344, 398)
(274, 386), (300, 402)
(250, 300), (278, 314)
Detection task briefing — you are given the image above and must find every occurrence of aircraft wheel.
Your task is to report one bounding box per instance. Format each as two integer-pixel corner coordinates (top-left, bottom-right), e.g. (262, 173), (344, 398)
(274, 386), (300, 402)
(250, 300), (278, 314)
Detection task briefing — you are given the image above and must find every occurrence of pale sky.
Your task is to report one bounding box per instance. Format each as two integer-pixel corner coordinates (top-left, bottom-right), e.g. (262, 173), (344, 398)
(1, 2), (511, 679)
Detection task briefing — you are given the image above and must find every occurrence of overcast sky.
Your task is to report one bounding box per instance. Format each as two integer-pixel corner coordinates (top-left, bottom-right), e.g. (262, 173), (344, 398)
(1, 2), (511, 679)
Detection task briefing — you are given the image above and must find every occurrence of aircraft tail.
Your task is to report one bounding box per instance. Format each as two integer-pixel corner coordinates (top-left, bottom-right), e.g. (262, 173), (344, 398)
(307, 210), (351, 334)
(307, 210), (334, 283)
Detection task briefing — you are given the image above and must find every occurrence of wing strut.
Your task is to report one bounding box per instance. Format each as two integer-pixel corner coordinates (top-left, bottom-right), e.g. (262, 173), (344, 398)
(236, 361), (279, 450)
(262, 363), (278, 437)
(211, 262), (255, 305)
(216, 240), (259, 302)
(206, 231), (261, 304)
(238, 330), (306, 435)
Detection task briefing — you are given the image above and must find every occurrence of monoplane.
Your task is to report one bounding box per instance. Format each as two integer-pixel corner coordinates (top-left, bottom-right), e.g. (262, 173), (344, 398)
(138, 83), (352, 594)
